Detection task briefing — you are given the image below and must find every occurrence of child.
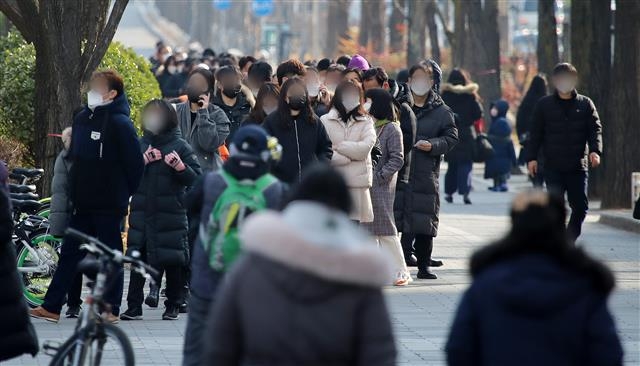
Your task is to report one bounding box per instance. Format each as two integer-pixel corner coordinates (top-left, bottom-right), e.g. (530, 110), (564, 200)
(485, 100), (516, 192)
(121, 99), (201, 321)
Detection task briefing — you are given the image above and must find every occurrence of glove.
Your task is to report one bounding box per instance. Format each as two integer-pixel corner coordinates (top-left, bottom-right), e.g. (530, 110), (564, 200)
(143, 146), (162, 165)
(164, 151), (186, 172)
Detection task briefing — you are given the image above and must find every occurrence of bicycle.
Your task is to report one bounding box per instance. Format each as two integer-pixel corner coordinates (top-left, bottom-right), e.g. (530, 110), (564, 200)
(10, 167), (51, 217)
(44, 228), (158, 366)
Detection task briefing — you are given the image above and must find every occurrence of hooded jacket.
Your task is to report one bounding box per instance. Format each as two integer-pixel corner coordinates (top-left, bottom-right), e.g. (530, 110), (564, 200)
(205, 201), (396, 366)
(441, 82), (483, 163)
(69, 93), (144, 216)
(49, 149), (72, 236)
(213, 90), (253, 143)
(485, 100), (516, 179)
(127, 128), (201, 266)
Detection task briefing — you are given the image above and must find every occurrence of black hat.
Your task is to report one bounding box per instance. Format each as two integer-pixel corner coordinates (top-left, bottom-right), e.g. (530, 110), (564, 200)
(230, 125), (270, 161)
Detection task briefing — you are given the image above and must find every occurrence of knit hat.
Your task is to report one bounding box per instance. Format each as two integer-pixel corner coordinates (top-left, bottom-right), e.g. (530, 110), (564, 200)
(347, 54), (370, 71)
(230, 125), (269, 161)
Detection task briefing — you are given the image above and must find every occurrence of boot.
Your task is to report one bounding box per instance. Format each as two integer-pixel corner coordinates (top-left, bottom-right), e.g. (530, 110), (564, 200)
(145, 284), (160, 308)
(416, 267), (438, 280)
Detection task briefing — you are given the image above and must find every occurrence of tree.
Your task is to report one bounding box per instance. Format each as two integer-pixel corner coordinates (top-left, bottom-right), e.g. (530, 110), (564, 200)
(389, 0), (406, 53)
(407, 0), (427, 66)
(368, 0), (386, 54)
(0, 0), (130, 193)
(537, 0), (559, 78)
(601, 0), (640, 209)
(426, 0), (440, 63)
(326, 0), (351, 57)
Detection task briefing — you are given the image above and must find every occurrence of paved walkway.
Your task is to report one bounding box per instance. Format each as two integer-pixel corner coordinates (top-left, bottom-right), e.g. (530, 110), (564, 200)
(8, 169), (640, 365)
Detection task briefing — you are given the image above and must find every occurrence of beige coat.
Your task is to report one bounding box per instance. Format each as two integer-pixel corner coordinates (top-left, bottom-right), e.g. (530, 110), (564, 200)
(321, 108), (376, 222)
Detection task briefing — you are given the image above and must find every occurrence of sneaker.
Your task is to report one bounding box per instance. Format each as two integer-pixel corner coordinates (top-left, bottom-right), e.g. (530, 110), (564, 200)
(162, 305), (179, 320)
(65, 305), (81, 319)
(416, 269), (438, 280)
(498, 184), (509, 192)
(429, 259), (444, 267)
(405, 255), (418, 267)
(120, 307), (143, 321)
(29, 307), (60, 323)
(393, 272), (411, 286)
(104, 313), (120, 324)
(444, 195), (453, 203)
(145, 285), (160, 308)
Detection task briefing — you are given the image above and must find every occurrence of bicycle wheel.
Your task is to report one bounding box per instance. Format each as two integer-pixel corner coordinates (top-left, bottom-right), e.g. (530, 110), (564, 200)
(49, 323), (135, 366)
(17, 232), (61, 307)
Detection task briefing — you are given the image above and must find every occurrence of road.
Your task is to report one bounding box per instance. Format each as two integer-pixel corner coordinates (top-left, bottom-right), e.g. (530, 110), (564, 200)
(8, 168), (640, 365)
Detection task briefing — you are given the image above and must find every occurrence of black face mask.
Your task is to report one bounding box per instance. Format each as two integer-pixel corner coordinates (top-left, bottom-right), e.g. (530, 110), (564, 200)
(187, 87), (208, 104)
(288, 95), (307, 111)
(222, 85), (242, 99)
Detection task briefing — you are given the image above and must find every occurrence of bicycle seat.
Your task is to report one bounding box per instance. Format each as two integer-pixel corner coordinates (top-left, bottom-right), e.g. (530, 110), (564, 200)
(9, 184), (36, 193)
(12, 168), (44, 179)
(10, 192), (39, 201)
(78, 258), (101, 281)
(11, 199), (43, 214)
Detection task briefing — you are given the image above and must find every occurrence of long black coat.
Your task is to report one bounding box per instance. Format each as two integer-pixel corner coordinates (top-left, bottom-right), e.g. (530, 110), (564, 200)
(127, 129), (201, 267)
(441, 83), (483, 163)
(0, 176), (39, 361)
(395, 92), (458, 236)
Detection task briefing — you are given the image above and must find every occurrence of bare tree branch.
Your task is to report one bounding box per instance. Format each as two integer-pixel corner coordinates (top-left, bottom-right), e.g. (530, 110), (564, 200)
(435, 3), (454, 46)
(392, 0), (408, 20)
(80, 0), (129, 81)
(0, 0), (35, 42)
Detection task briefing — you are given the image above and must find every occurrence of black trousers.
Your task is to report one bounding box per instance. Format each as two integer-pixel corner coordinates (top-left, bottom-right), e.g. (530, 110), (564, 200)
(401, 233), (433, 269)
(545, 169), (588, 241)
(126, 248), (184, 308)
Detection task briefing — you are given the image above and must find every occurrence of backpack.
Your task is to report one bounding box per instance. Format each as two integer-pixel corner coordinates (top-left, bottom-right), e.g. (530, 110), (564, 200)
(204, 170), (277, 271)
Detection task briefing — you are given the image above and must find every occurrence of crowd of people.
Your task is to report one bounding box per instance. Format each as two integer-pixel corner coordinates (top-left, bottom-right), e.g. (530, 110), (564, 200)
(0, 40), (620, 365)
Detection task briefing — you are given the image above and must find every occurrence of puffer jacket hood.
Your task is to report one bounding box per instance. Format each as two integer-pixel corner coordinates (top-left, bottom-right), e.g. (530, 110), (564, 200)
(389, 79), (414, 107)
(240, 201), (393, 292)
(491, 99), (509, 118)
(440, 82), (480, 95)
(90, 92), (131, 117)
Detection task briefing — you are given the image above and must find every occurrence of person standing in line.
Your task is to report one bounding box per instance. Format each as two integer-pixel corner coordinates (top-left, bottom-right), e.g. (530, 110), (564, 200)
(30, 70), (144, 323)
(517, 75), (548, 187)
(446, 190), (622, 366)
(213, 65), (254, 143)
(485, 100), (517, 192)
(526, 63), (602, 241)
(441, 68), (484, 205)
(0, 161), (39, 362)
(395, 61), (458, 280)
(275, 59), (306, 86)
(204, 164), (396, 366)
(321, 81), (376, 224)
(263, 78), (333, 184)
(238, 55), (257, 80)
(120, 100), (201, 321)
(242, 83), (280, 126)
(305, 66), (332, 117)
(174, 68), (231, 171)
(362, 88), (411, 286)
(246, 61), (274, 98)
(156, 55), (183, 99)
(182, 126), (288, 366)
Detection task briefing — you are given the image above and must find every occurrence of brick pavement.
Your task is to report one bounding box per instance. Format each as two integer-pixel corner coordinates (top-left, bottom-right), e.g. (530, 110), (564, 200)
(8, 171), (640, 365)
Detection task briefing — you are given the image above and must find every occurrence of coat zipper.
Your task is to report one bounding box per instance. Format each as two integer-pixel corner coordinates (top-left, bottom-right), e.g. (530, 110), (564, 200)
(294, 119), (302, 182)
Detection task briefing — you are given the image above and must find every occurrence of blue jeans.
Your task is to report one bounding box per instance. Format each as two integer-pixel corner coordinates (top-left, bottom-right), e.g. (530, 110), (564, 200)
(544, 170), (589, 241)
(43, 213), (124, 315)
(445, 160), (473, 196)
(182, 293), (213, 366)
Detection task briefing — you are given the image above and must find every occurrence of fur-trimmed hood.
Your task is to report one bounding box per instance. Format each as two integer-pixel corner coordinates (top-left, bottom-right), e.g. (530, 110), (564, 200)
(240, 201), (392, 287)
(441, 82), (479, 95)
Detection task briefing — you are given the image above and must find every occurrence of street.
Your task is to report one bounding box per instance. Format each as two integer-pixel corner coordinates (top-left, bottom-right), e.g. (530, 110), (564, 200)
(9, 168), (640, 366)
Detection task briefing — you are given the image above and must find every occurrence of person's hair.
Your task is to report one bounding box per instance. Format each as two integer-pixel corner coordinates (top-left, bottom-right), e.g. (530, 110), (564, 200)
(239, 56), (257, 70)
(92, 69), (125, 96)
(277, 77), (315, 127)
(317, 58), (332, 72)
(248, 61), (273, 83)
(326, 64), (346, 75)
(336, 55), (352, 68)
(408, 63), (433, 78)
(287, 163), (352, 214)
(188, 68), (215, 92)
(214, 65), (241, 81)
(363, 67), (389, 87)
(203, 48), (216, 58)
(447, 68), (481, 100)
(520, 74), (548, 110)
(163, 55), (177, 70)
(305, 66), (319, 75)
(248, 82), (280, 124)
(331, 80), (365, 122)
(218, 56), (238, 67)
(341, 67), (363, 82)
(552, 62), (578, 76)
(303, 60), (317, 67)
(396, 69), (410, 84)
(276, 59), (306, 86)
(365, 88), (396, 121)
(470, 190), (615, 294)
(142, 99), (179, 133)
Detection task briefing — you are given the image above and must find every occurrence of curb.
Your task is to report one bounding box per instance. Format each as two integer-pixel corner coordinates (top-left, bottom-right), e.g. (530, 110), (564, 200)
(597, 211), (640, 234)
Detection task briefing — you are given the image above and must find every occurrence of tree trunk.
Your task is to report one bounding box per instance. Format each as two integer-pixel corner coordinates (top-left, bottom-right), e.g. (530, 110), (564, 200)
(369, 0), (386, 54)
(407, 0), (427, 66)
(359, 1), (370, 48)
(388, 0), (405, 53)
(537, 0), (559, 78)
(452, 0), (467, 67)
(601, 0), (640, 209)
(426, 0), (440, 62)
(326, 0), (351, 57)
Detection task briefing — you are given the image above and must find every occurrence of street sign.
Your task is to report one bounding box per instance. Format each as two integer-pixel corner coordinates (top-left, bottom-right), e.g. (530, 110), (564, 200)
(252, 0), (273, 17)
(213, 0), (231, 11)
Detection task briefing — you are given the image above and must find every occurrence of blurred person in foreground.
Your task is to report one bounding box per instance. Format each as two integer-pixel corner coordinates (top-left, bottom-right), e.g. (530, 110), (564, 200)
(204, 164), (396, 366)
(446, 190), (622, 366)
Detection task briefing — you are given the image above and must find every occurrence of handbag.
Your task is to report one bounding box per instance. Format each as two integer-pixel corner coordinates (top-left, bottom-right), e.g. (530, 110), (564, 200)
(473, 133), (495, 163)
(633, 196), (640, 220)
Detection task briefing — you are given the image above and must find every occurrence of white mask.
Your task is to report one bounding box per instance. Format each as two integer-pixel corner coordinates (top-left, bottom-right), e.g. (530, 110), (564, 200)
(363, 99), (372, 112)
(307, 83), (320, 98)
(556, 80), (575, 94)
(342, 95), (360, 112)
(87, 90), (108, 110)
(167, 65), (177, 74)
(143, 115), (164, 135)
(411, 79), (431, 96)
(263, 105), (277, 115)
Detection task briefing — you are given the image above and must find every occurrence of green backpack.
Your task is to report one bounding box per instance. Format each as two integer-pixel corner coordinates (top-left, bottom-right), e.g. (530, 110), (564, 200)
(204, 171), (277, 271)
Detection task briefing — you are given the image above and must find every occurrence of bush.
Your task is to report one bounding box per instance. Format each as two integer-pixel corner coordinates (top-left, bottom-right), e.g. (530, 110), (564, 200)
(0, 32), (160, 150)
(0, 135), (30, 168)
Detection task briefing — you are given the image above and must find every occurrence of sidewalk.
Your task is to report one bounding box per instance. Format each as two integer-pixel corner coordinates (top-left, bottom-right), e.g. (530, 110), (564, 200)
(9, 170), (640, 365)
